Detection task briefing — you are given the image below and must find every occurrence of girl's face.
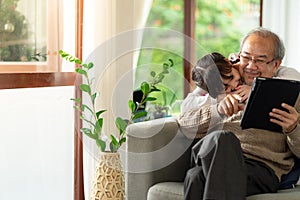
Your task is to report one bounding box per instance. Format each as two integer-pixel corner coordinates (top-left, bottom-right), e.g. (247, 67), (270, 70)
(222, 68), (241, 94)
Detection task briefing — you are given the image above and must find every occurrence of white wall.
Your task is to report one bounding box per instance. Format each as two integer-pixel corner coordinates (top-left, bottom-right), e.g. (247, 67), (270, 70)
(0, 86), (74, 200)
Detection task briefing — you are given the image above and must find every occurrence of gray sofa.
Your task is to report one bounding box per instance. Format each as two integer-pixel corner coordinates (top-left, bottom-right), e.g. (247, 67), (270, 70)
(125, 117), (300, 200)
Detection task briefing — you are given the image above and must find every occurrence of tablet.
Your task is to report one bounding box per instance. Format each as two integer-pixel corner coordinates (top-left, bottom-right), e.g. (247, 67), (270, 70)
(240, 77), (300, 132)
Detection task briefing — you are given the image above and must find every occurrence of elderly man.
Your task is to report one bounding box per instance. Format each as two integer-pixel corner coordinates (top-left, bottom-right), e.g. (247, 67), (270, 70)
(179, 27), (300, 200)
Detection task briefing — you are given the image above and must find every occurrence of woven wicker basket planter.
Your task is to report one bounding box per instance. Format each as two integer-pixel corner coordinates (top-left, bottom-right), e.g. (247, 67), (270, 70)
(90, 152), (125, 200)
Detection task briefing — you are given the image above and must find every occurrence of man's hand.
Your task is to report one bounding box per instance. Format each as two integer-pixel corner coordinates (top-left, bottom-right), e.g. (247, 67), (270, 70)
(269, 103), (299, 133)
(233, 85), (251, 103)
(217, 94), (243, 117)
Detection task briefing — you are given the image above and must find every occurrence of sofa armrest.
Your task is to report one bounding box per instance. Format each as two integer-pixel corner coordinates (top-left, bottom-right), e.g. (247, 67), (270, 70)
(125, 117), (194, 200)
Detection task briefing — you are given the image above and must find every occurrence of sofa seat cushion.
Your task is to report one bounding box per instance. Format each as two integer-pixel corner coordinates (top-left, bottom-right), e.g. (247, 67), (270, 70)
(147, 182), (183, 200)
(147, 182), (300, 200)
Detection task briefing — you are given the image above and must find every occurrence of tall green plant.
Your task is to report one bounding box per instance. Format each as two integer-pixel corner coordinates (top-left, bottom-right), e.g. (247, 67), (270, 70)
(59, 50), (173, 152)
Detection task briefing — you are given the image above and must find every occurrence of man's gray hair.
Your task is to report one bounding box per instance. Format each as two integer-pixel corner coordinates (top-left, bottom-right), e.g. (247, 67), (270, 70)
(240, 27), (285, 60)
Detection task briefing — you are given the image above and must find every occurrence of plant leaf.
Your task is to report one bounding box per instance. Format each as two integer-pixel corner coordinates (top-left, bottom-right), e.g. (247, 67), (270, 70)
(70, 98), (81, 103)
(69, 57), (76, 62)
(109, 135), (119, 152)
(150, 71), (156, 77)
(141, 82), (150, 94)
(144, 97), (157, 102)
(80, 128), (96, 139)
(87, 62), (94, 69)
(91, 92), (99, 104)
(115, 117), (128, 134)
(96, 110), (106, 119)
(74, 58), (82, 64)
(59, 50), (68, 58)
(169, 59), (174, 66)
(94, 118), (103, 137)
(96, 139), (106, 152)
(128, 100), (136, 113)
(163, 63), (169, 69)
(162, 91), (167, 106)
(150, 86), (161, 92)
(73, 105), (80, 110)
(119, 137), (126, 146)
(169, 92), (177, 105)
(81, 116), (95, 128)
(156, 74), (165, 83)
(80, 84), (91, 93)
(110, 135), (119, 145)
(132, 111), (147, 120)
(75, 68), (87, 76)
(81, 104), (93, 114)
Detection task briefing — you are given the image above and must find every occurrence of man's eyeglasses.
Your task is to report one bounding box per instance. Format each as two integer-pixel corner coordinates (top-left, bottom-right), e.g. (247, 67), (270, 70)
(239, 54), (275, 66)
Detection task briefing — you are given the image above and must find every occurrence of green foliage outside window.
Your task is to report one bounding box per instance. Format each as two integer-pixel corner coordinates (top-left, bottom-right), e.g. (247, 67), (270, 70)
(195, 0), (242, 54)
(135, 0), (259, 115)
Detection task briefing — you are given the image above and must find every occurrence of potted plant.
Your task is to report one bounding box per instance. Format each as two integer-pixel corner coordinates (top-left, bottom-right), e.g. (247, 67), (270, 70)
(59, 50), (173, 200)
(147, 88), (177, 119)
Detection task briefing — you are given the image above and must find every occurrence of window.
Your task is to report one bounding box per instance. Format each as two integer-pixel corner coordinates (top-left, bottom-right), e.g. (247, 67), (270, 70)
(136, 0), (184, 115)
(0, 0), (76, 89)
(135, 0), (261, 110)
(0, 0), (46, 62)
(0, 0), (75, 73)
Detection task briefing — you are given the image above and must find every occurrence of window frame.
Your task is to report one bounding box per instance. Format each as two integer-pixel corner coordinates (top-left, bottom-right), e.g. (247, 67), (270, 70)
(0, 72), (75, 89)
(0, 0), (77, 90)
(0, 0), (62, 73)
(183, 0), (195, 97)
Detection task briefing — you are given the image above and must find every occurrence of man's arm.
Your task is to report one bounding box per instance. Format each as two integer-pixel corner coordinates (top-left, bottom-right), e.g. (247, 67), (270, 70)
(270, 96), (300, 157)
(273, 66), (300, 156)
(286, 126), (300, 158)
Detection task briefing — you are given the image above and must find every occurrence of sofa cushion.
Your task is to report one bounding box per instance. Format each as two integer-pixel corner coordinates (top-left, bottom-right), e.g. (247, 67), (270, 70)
(147, 182), (183, 200)
(148, 182), (300, 200)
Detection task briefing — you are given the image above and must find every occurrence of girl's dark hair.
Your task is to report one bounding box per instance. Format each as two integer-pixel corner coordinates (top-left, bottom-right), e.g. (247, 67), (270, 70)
(192, 52), (232, 98)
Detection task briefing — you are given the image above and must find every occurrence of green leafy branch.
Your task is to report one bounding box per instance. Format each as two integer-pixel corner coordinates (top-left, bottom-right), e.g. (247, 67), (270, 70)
(60, 50), (108, 152)
(128, 59), (174, 121)
(59, 50), (173, 152)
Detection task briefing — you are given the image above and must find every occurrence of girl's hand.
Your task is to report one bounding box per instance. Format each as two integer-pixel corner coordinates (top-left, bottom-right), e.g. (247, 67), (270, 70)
(233, 85), (251, 103)
(217, 94), (242, 117)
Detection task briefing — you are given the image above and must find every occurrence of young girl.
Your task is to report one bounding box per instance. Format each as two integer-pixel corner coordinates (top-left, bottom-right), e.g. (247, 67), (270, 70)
(181, 52), (242, 113)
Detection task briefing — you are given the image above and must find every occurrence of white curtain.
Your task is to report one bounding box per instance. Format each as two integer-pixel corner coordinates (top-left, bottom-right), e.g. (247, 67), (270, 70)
(81, 0), (153, 198)
(262, 0), (300, 70)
